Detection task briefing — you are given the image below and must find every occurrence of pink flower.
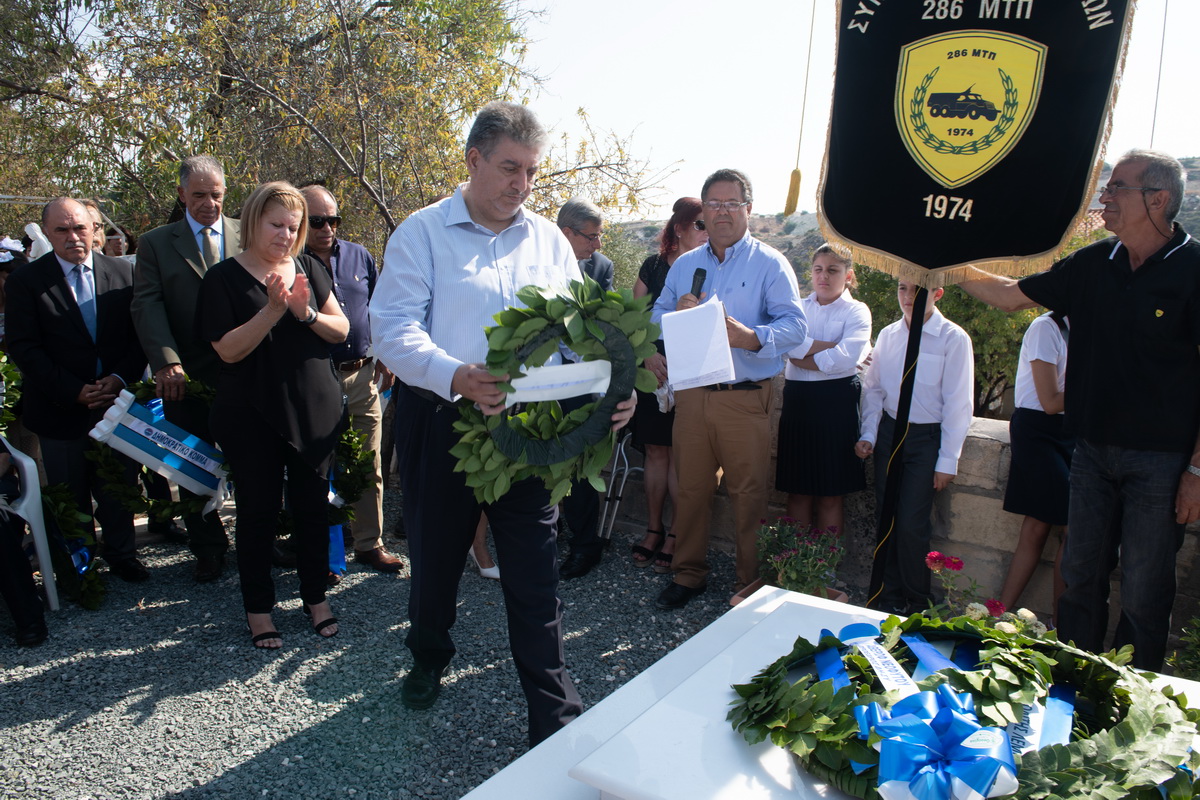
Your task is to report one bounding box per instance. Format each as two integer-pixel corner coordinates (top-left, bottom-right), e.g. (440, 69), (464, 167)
(925, 551), (946, 571)
(944, 556), (964, 572)
(985, 598), (1006, 618)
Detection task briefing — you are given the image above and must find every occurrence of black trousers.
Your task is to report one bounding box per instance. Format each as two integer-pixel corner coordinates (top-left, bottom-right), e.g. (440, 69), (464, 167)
(872, 413), (941, 611)
(395, 387), (582, 746)
(212, 407), (329, 614)
(0, 476), (43, 631)
(163, 396), (229, 558)
(40, 436), (138, 562)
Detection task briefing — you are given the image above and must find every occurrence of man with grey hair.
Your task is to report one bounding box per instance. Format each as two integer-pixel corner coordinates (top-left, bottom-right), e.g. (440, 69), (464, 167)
(132, 155), (240, 583)
(555, 196), (614, 579)
(299, 184), (402, 573)
(371, 101), (635, 745)
(958, 149), (1200, 671)
(8, 198), (149, 583)
(557, 196), (614, 290)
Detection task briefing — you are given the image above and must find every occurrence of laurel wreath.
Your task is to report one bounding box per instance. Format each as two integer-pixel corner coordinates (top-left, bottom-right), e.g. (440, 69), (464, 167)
(728, 613), (1200, 799)
(40, 483), (106, 610)
(909, 67), (1019, 156)
(451, 276), (659, 506)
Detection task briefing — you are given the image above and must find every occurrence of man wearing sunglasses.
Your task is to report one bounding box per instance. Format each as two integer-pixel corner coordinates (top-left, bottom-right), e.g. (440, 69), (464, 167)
(300, 184), (403, 574)
(958, 149), (1200, 671)
(133, 155), (239, 583)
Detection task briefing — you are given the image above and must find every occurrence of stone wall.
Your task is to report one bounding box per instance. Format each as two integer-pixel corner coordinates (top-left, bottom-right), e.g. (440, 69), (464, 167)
(605, 377), (1200, 649)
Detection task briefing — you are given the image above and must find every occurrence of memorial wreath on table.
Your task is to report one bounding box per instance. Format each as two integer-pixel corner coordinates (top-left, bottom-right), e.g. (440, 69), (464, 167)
(451, 276), (659, 505)
(728, 613), (1200, 800)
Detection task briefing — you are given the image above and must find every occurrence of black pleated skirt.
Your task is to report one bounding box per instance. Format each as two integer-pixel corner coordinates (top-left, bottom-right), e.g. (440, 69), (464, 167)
(775, 376), (866, 496)
(1003, 407), (1074, 525)
(630, 388), (674, 449)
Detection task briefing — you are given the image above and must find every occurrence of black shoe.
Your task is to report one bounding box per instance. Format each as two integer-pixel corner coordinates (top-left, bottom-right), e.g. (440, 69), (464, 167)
(559, 550), (601, 580)
(655, 581), (706, 610)
(149, 519), (188, 544)
(108, 557), (150, 583)
(194, 554), (224, 583)
(15, 620), (48, 647)
(401, 664), (444, 710)
(326, 571), (341, 587)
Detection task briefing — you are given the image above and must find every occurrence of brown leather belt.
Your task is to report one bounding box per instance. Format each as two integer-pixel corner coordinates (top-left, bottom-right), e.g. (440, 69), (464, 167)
(337, 356), (372, 372)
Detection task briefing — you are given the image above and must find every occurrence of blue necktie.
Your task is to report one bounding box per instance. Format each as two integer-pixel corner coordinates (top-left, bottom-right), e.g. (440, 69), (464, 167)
(72, 264), (97, 341)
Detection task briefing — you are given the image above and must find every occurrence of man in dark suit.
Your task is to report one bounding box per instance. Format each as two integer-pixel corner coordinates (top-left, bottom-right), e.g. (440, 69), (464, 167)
(132, 155), (240, 582)
(555, 196), (613, 579)
(7, 197), (150, 582)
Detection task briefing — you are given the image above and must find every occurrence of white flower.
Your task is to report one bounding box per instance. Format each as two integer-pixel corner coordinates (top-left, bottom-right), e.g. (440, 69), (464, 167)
(965, 603), (988, 620)
(1017, 608), (1038, 625)
(1028, 621), (1048, 638)
(994, 621), (1019, 635)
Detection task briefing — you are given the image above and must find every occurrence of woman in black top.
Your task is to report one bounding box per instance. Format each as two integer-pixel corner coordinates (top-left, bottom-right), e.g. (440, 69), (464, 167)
(197, 182), (349, 649)
(629, 197), (708, 572)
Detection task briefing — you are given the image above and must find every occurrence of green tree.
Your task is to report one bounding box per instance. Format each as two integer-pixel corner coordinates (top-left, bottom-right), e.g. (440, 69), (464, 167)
(1, 0), (657, 254)
(600, 224), (653, 292)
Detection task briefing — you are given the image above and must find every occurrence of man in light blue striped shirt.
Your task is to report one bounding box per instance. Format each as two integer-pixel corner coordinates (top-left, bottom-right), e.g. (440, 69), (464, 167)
(370, 101), (632, 746)
(650, 168), (808, 610)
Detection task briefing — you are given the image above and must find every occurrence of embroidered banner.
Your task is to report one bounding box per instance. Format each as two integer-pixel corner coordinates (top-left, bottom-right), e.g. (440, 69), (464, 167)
(819, 0), (1135, 284)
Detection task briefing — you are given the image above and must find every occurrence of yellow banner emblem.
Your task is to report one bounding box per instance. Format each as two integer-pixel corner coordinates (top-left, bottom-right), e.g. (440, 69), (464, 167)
(896, 31), (1046, 189)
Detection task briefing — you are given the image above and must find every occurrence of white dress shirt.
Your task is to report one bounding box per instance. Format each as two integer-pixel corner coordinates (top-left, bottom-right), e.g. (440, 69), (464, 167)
(1013, 312), (1067, 413)
(185, 211), (225, 260)
(858, 306), (975, 475)
(785, 289), (872, 381)
(369, 187), (581, 401)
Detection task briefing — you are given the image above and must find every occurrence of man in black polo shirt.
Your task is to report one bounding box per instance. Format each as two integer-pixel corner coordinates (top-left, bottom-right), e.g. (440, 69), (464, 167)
(958, 149), (1200, 670)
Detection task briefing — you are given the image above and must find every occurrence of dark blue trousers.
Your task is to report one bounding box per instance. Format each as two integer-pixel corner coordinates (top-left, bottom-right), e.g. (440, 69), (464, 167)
(394, 387), (582, 746)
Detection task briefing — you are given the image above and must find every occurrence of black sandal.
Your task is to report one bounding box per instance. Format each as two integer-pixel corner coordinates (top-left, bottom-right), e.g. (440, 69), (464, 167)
(652, 533), (677, 574)
(631, 528), (666, 567)
(303, 604), (339, 638)
(249, 630), (283, 649)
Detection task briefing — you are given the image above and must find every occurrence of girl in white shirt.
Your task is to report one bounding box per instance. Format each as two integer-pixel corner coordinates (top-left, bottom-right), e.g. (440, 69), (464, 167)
(776, 244), (872, 533)
(999, 312), (1071, 612)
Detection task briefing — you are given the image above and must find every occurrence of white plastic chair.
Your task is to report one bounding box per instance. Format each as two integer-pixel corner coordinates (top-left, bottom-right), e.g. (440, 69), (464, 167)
(0, 434), (59, 610)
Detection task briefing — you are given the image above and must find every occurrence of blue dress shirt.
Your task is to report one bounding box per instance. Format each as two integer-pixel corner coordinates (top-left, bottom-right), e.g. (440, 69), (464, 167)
(370, 188), (582, 401)
(304, 239), (376, 364)
(652, 232), (807, 382)
(185, 211), (225, 261)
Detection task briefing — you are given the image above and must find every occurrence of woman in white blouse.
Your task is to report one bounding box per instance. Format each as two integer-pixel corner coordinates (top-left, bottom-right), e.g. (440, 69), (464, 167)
(776, 244), (872, 534)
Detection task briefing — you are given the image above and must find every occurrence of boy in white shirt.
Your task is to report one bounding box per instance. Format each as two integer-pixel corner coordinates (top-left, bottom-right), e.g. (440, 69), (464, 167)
(855, 281), (974, 613)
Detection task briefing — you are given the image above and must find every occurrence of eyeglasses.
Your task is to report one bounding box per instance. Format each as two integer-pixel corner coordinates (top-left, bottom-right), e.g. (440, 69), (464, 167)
(1099, 184), (1163, 197)
(570, 227), (603, 243)
(308, 215), (342, 229)
(702, 200), (750, 212)
(692, 220), (706, 231)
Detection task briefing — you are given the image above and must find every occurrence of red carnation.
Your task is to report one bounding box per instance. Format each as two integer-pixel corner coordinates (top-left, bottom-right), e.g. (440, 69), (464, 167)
(944, 556), (964, 572)
(985, 598), (1006, 617)
(925, 551), (946, 571)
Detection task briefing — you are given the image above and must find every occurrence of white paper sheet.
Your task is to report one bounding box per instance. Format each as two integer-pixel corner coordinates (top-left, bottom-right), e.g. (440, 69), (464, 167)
(504, 361), (611, 407)
(661, 296), (734, 391)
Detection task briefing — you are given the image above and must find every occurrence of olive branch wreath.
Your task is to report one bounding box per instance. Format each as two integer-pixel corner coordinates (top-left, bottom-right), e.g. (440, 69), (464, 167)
(909, 67), (1019, 156)
(728, 613), (1200, 799)
(451, 276), (659, 506)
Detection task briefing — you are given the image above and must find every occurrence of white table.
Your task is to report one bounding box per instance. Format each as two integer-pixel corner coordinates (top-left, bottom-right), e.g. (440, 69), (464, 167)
(463, 586), (887, 799)
(463, 588), (1200, 800)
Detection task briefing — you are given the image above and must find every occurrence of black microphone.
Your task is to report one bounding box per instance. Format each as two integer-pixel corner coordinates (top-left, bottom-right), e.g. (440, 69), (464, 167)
(690, 268), (707, 299)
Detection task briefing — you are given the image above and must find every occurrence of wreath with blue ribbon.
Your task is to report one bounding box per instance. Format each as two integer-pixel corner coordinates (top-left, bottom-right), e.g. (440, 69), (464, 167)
(728, 613), (1200, 799)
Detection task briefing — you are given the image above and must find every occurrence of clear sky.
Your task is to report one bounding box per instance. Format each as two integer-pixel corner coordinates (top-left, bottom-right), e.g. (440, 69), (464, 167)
(520, 0), (1196, 219)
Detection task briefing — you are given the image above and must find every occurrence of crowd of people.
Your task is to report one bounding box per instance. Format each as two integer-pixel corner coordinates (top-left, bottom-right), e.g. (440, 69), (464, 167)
(0, 99), (1196, 746)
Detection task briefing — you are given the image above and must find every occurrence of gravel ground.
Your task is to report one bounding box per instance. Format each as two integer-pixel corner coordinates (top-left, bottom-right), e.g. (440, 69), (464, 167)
(0, 487), (743, 800)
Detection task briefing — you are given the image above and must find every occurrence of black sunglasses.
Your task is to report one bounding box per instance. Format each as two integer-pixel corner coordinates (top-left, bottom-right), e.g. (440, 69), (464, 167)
(692, 220), (706, 231)
(309, 215), (342, 229)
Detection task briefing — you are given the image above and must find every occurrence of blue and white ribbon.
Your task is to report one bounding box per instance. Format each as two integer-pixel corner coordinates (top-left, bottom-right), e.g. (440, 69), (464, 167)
(89, 390), (228, 515)
(814, 624), (1019, 800)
